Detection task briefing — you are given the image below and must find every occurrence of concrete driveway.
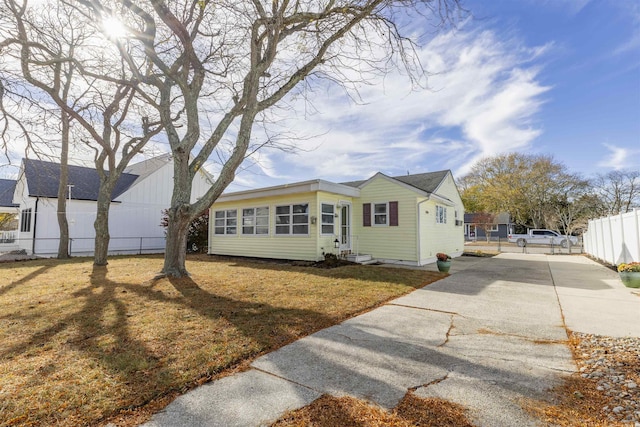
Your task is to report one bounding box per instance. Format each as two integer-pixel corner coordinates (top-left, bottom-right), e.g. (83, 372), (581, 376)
(144, 253), (640, 427)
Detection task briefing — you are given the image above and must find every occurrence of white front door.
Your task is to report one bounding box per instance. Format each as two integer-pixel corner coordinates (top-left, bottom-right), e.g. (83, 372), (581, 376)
(339, 203), (351, 251)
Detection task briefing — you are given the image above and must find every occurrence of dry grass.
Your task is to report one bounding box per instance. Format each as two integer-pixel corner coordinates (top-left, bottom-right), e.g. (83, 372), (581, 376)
(0, 255), (444, 427)
(523, 376), (624, 427)
(271, 392), (475, 427)
(522, 333), (634, 427)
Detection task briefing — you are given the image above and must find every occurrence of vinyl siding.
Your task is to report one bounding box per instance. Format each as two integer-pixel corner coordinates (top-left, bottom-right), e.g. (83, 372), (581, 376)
(352, 176), (419, 262)
(418, 173), (465, 263)
(208, 172), (464, 265)
(315, 192), (355, 258)
(209, 192), (321, 261)
(115, 163), (211, 242)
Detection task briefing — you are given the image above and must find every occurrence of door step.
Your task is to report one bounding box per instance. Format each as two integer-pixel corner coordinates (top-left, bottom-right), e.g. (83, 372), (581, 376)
(346, 254), (375, 264)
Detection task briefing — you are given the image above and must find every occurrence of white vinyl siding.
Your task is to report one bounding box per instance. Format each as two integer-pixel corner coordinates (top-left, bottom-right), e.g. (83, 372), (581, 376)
(275, 203), (309, 235)
(214, 209), (237, 235)
(242, 207), (269, 235)
(321, 203), (334, 235)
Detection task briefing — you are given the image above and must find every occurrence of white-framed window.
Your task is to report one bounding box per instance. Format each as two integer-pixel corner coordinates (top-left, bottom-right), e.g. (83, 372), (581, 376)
(321, 203), (334, 235)
(488, 224), (499, 232)
(20, 208), (32, 232)
(275, 203), (309, 235)
(242, 207), (269, 235)
(436, 205), (447, 224)
(214, 209), (237, 235)
(373, 202), (388, 226)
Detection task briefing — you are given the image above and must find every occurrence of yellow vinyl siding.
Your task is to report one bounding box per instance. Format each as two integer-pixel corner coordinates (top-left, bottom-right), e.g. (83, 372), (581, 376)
(418, 174), (465, 263)
(352, 176), (418, 262)
(209, 193), (319, 261)
(315, 192), (355, 258)
(208, 172), (464, 265)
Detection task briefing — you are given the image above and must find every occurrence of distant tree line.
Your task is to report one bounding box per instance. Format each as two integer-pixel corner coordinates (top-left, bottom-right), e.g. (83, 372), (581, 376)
(458, 153), (640, 236)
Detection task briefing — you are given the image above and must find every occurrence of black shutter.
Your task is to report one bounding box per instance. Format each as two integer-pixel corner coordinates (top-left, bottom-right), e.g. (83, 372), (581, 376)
(389, 201), (398, 226)
(363, 203), (371, 227)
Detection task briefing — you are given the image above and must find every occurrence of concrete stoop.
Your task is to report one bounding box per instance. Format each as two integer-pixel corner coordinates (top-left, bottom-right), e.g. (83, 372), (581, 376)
(346, 254), (378, 265)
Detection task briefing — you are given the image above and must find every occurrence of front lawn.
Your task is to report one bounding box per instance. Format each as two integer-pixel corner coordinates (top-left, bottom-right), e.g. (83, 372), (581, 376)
(0, 255), (444, 426)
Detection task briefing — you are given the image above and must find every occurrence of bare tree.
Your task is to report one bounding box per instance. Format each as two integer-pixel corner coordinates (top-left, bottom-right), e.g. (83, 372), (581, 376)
(1, 36), (74, 257)
(548, 177), (592, 252)
(1, 0), (162, 264)
(70, 0), (464, 277)
(593, 170), (640, 215)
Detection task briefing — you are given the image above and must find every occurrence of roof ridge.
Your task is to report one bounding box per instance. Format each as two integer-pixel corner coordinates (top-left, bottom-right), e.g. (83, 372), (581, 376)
(23, 158), (139, 201)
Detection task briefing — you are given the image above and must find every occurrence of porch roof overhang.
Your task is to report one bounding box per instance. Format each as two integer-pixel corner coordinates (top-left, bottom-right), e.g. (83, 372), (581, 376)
(216, 179), (360, 203)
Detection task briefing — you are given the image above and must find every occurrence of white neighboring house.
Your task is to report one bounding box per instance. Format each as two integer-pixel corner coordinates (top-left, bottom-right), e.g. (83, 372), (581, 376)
(0, 179), (20, 250)
(12, 154), (213, 256)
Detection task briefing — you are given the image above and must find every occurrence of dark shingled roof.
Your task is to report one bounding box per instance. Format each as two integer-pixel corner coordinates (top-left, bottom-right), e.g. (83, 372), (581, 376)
(0, 179), (18, 207)
(24, 159), (139, 201)
(392, 170), (449, 194)
(341, 170), (450, 194)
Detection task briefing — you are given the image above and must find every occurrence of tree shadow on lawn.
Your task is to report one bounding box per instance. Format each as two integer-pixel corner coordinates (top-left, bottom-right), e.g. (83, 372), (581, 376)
(198, 254), (443, 288)
(0, 264), (55, 298)
(1, 264), (338, 425)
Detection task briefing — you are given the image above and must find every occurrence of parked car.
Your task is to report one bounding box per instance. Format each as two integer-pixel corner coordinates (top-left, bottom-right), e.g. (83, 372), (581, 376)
(507, 229), (579, 248)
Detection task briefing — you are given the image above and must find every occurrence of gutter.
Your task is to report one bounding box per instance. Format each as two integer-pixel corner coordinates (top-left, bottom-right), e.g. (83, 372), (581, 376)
(31, 197), (39, 255)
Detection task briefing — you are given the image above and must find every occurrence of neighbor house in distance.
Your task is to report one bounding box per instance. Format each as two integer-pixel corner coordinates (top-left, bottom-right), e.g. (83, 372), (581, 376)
(12, 154), (212, 256)
(464, 212), (511, 241)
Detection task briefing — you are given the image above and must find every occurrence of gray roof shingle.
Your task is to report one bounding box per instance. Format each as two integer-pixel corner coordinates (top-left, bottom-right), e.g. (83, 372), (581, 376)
(341, 170), (450, 194)
(392, 170), (449, 194)
(0, 179), (18, 207)
(24, 159), (139, 201)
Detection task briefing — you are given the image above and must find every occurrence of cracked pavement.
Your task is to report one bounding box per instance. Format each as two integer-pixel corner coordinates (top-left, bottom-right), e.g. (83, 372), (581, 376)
(144, 254), (639, 427)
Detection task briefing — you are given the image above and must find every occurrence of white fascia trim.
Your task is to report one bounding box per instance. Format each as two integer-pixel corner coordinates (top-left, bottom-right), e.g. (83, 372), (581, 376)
(216, 179), (360, 203)
(428, 193), (455, 206)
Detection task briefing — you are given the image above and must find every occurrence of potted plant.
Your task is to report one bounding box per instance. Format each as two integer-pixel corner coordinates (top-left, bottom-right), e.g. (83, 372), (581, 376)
(617, 262), (640, 288)
(436, 252), (452, 273)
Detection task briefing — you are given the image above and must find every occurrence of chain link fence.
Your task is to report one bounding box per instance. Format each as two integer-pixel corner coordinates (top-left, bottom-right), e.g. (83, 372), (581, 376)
(0, 236), (166, 257)
(464, 237), (584, 255)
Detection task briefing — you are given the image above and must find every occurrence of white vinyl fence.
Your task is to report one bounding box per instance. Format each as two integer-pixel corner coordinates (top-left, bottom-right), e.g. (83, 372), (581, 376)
(584, 209), (640, 266)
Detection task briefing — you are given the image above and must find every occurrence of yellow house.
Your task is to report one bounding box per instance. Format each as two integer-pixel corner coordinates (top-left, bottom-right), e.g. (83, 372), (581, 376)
(208, 170), (465, 265)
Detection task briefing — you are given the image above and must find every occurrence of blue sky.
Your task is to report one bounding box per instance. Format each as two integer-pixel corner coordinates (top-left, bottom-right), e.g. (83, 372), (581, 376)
(228, 0), (640, 191)
(1, 0), (638, 191)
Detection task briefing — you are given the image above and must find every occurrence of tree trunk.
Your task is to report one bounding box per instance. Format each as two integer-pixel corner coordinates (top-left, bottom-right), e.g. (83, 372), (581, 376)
(163, 212), (190, 276)
(56, 110), (70, 258)
(161, 150), (193, 277)
(93, 186), (112, 266)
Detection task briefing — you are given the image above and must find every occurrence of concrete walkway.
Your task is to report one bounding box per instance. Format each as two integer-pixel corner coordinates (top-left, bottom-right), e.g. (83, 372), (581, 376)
(143, 253), (640, 427)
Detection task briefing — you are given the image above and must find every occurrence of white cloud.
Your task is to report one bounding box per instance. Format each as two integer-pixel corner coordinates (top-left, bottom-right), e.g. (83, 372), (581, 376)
(598, 143), (640, 170)
(612, 1), (640, 56)
(244, 26), (551, 185)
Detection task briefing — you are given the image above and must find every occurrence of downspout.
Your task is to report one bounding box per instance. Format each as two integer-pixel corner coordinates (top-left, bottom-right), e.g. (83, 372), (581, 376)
(31, 197), (39, 255)
(416, 199), (430, 266)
